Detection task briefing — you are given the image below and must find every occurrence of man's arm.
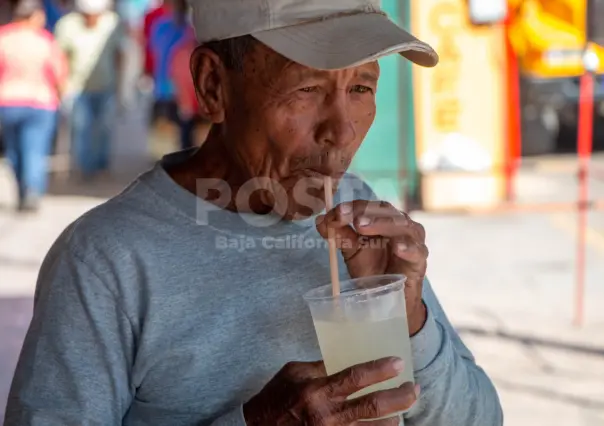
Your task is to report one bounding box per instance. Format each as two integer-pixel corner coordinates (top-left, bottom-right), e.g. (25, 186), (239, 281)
(3, 246), (134, 425)
(406, 278), (504, 426)
(49, 38), (68, 98)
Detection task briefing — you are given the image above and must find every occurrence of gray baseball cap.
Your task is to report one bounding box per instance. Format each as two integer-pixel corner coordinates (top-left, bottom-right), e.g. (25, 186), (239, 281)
(189, 0), (439, 70)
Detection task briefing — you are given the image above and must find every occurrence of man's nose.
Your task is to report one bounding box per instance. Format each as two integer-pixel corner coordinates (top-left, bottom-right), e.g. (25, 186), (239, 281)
(317, 95), (357, 148)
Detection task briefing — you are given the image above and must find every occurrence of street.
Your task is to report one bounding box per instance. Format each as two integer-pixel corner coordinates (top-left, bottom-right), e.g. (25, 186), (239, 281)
(1, 157), (604, 424)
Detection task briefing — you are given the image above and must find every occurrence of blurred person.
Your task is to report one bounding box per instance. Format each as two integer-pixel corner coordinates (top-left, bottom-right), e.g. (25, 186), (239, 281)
(54, 0), (126, 179)
(169, 26), (210, 149)
(0, 0), (67, 212)
(142, 0), (173, 79)
(4, 1), (503, 425)
(144, 0), (191, 151)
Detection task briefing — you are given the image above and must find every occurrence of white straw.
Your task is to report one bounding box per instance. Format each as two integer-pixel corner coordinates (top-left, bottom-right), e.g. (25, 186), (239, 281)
(324, 177), (340, 297)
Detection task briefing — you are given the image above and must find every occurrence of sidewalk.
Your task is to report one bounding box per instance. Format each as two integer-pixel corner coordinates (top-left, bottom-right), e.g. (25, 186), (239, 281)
(1, 162), (604, 424)
(413, 211), (604, 425)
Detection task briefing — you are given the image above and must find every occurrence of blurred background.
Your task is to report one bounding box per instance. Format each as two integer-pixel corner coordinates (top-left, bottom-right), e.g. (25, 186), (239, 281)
(1, 0), (604, 424)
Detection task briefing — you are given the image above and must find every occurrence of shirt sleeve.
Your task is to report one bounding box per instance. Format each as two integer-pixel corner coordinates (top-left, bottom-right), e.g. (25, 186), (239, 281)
(53, 18), (70, 53)
(406, 278), (504, 426)
(3, 247), (135, 426)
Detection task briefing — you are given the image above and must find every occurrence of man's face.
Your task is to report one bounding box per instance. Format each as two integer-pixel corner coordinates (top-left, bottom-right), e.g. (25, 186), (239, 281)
(198, 42), (379, 218)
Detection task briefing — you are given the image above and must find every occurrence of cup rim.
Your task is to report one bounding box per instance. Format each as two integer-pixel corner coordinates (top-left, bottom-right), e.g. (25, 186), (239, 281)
(303, 274), (406, 302)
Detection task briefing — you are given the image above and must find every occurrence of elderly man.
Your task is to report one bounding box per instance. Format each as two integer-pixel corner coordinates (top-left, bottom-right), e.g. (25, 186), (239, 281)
(4, 1), (503, 425)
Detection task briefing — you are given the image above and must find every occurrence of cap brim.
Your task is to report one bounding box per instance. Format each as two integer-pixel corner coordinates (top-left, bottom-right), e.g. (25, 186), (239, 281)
(252, 12), (438, 70)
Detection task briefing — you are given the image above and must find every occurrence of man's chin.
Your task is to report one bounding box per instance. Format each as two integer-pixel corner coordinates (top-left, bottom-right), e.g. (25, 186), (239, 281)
(271, 174), (346, 220)
(275, 193), (326, 222)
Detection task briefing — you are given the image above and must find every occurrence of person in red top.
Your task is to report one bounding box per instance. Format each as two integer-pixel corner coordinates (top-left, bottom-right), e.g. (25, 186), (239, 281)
(0, 0), (67, 212)
(169, 27), (210, 149)
(142, 0), (173, 78)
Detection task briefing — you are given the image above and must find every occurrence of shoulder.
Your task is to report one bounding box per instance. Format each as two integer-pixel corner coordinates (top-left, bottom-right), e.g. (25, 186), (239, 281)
(37, 28), (56, 43)
(45, 180), (157, 271)
(147, 6), (164, 20)
(143, 7), (161, 28)
(104, 11), (121, 25)
(56, 12), (78, 26)
(106, 13), (126, 38)
(0, 23), (26, 39)
(54, 12), (78, 32)
(0, 25), (45, 47)
(0, 23), (12, 36)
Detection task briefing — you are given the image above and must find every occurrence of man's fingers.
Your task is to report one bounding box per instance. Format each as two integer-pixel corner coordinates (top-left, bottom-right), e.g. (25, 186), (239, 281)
(351, 417), (401, 426)
(323, 201), (397, 228)
(355, 214), (425, 242)
(339, 381), (418, 422)
(282, 361), (327, 381)
(321, 201), (426, 241)
(323, 357), (404, 397)
(354, 215), (412, 238)
(393, 239), (429, 264)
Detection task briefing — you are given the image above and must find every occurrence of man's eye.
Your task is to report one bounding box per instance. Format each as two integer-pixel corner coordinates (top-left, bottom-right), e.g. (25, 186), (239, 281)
(351, 85), (374, 94)
(299, 86), (319, 93)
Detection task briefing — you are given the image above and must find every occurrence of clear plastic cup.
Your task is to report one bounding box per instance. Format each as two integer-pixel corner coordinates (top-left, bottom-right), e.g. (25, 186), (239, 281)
(303, 274), (413, 422)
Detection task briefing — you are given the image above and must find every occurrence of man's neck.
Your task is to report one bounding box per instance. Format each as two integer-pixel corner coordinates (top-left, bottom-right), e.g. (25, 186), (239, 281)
(166, 132), (272, 215)
(82, 13), (102, 28)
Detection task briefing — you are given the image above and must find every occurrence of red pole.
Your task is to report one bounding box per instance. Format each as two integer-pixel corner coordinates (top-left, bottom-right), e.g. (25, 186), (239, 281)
(575, 64), (595, 327)
(504, 8), (521, 204)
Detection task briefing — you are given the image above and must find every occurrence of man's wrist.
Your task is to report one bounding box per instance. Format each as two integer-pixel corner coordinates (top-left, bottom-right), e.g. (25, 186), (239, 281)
(408, 300), (428, 337)
(410, 303), (443, 372)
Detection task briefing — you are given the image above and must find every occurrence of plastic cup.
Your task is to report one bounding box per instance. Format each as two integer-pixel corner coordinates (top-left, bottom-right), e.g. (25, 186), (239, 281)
(303, 274), (413, 422)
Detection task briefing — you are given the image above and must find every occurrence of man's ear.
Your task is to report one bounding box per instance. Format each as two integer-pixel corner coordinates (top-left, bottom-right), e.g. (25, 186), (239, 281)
(190, 47), (226, 124)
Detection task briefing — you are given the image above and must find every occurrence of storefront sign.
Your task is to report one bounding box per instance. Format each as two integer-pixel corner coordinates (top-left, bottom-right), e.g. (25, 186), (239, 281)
(411, 0), (506, 174)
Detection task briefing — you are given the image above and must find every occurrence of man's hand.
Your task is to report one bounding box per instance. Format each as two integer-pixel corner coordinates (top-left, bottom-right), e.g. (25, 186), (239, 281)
(243, 357), (418, 425)
(316, 200), (429, 335)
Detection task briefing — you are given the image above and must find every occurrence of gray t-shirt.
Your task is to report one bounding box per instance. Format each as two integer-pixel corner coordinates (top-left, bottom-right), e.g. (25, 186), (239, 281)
(4, 150), (503, 426)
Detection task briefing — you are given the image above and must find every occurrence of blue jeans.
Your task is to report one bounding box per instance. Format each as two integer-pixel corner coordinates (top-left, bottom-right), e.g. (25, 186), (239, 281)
(70, 91), (115, 176)
(0, 106), (57, 200)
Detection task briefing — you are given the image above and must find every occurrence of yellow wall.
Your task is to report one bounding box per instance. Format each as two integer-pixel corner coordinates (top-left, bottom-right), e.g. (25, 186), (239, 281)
(410, 0), (508, 209)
